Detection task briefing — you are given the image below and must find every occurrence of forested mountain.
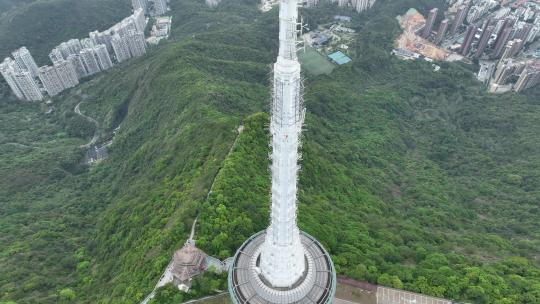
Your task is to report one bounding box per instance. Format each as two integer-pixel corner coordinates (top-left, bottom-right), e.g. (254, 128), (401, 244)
(0, 0), (539, 303)
(0, 0), (36, 15)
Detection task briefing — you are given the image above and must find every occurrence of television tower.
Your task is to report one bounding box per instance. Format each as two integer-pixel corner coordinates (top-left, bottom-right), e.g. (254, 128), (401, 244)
(227, 0), (336, 301)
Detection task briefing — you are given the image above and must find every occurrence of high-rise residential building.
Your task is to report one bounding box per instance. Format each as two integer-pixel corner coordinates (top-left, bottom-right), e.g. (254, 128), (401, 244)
(126, 30), (147, 58)
(93, 44), (114, 71)
(12, 47), (39, 78)
(526, 25), (539, 44)
(228, 0), (336, 302)
(58, 42), (73, 58)
(132, 0), (149, 14)
(54, 59), (79, 89)
(115, 18), (139, 37)
(461, 25), (476, 56)
(435, 18), (449, 45)
(152, 0), (167, 16)
(89, 31), (101, 46)
(111, 34), (132, 63)
(38, 65), (65, 97)
(81, 38), (95, 49)
(0, 58), (25, 99)
(493, 19), (508, 43)
(349, 0), (376, 13)
(13, 70), (43, 101)
(492, 26), (512, 58)
(67, 39), (83, 54)
(49, 48), (64, 64)
(466, 0), (497, 24)
(476, 25), (494, 57)
(514, 22), (533, 42)
(515, 64), (540, 92)
(451, 4), (469, 35)
(422, 8), (438, 38)
(501, 39), (522, 60)
(80, 48), (101, 75)
(67, 54), (88, 79)
(133, 8), (146, 33)
(494, 59), (518, 84)
(90, 30), (114, 53)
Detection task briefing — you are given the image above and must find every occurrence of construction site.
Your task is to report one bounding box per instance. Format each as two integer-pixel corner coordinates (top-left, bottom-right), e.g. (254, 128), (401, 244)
(395, 8), (450, 61)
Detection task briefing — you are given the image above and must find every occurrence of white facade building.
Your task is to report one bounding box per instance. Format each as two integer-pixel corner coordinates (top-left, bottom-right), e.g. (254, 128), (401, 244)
(67, 39), (83, 54)
(0, 58), (25, 99)
(67, 54), (89, 79)
(49, 48), (64, 64)
(13, 71), (43, 101)
(80, 48), (101, 75)
(12, 47), (39, 78)
(111, 34), (132, 63)
(132, 0), (149, 14)
(152, 0), (167, 16)
(133, 8), (146, 33)
(93, 44), (114, 71)
(54, 59), (79, 89)
(38, 65), (65, 97)
(126, 30), (147, 58)
(81, 38), (95, 49)
(90, 30), (114, 53)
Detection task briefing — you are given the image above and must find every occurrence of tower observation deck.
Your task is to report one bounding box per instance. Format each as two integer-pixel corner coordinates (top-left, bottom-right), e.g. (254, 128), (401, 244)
(228, 0), (336, 302)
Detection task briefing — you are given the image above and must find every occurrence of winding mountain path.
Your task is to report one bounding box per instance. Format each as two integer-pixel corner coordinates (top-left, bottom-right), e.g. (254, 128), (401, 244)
(74, 102), (99, 148)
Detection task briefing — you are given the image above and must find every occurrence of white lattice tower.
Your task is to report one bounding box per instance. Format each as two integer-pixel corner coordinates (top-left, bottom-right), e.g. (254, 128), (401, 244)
(258, 0), (307, 288)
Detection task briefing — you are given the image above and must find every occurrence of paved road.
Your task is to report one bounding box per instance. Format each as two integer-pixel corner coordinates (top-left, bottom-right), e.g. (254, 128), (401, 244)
(74, 102), (99, 148)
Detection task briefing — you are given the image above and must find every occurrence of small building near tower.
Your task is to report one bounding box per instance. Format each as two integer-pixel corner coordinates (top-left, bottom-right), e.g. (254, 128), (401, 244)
(170, 240), (207, 292)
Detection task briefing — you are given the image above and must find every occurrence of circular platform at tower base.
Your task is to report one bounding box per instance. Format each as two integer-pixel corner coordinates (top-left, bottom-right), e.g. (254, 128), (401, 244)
(228, 231), (336, 304)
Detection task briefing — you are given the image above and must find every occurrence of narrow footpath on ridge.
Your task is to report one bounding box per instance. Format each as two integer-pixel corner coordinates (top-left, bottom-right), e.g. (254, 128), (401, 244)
(140, 125), (244, 304)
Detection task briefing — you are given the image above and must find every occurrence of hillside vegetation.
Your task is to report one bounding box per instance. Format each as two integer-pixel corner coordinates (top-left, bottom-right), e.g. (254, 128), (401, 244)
(0, 0), (36, 15)
(0, 0), (539, 303)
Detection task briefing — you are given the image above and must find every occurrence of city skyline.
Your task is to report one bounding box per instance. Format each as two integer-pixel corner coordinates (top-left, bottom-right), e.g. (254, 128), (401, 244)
(0, 8), (148, 101)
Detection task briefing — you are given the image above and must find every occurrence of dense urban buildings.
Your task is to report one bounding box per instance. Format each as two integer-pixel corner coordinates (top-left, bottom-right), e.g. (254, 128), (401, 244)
(1, 8), (148, 101)
(228, 0), (336, 302)
(411, 0), (540, 93)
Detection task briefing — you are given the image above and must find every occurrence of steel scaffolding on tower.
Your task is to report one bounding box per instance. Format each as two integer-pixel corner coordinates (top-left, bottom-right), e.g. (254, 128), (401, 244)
(228, 0), (336, 302)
